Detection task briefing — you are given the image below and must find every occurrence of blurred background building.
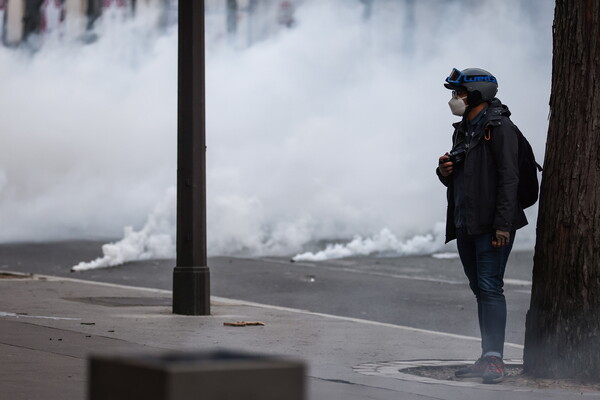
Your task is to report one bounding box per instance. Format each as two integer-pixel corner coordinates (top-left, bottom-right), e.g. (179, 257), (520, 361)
(0, 0), (307, 47)
(0, 0), (548, 49)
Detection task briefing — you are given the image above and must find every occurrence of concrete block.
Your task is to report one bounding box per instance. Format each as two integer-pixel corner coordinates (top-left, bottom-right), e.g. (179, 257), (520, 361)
(89, 350), (305, 400)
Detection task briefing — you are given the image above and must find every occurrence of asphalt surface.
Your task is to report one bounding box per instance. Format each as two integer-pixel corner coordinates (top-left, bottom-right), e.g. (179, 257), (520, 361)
(0, 240), (535, 347)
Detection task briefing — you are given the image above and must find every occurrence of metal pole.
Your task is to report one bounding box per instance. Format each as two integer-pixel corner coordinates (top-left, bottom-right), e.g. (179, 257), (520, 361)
(173, 0), (210, 316)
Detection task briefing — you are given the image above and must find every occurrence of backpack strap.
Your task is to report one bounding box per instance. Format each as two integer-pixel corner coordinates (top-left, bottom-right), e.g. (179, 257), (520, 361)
(485, 124), (543, 172)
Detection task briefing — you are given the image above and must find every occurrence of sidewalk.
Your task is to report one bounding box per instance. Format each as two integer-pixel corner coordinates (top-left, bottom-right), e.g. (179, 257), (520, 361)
(0, 271), (596, 400)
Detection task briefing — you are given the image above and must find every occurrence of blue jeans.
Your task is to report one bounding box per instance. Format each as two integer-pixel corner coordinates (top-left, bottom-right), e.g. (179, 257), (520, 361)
(456, 228), (515, 358)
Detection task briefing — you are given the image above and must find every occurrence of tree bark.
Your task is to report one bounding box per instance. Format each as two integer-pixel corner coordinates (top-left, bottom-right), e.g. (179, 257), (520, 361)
(523, 0), (600, 380)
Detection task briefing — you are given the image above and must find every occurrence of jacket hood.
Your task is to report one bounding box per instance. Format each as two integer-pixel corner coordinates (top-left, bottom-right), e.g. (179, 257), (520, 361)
(452, 98), (511, 130)
(481, 98), (511, 128)
(488, 98), (511, 117)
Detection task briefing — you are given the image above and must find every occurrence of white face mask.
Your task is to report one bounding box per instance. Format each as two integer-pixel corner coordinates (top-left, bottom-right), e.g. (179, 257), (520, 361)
(448, 95), (467, 116)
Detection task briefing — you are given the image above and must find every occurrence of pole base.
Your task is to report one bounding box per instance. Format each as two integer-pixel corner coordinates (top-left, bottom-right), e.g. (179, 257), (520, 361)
(173, 266), (210, 315)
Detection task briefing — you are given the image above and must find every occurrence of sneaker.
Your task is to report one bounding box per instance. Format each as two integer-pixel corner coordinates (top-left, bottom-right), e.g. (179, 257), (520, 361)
(454, 357), (486, 378)
(482, 356), (504, 384)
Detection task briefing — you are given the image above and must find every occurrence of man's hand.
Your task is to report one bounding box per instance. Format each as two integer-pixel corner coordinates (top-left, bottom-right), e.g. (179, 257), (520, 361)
(492, 230), (510, 247)
(438, 154), (454, 177)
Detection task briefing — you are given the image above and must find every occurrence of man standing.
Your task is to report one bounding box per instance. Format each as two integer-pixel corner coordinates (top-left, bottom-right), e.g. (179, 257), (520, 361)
(437, 68), (527, 384)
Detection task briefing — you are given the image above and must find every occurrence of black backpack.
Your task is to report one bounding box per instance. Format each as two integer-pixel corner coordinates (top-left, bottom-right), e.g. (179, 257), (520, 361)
(485, 125), (543, 209)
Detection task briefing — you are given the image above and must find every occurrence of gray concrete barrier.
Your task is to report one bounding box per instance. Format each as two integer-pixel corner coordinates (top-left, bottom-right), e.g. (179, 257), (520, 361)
(89, 350), (305, 400)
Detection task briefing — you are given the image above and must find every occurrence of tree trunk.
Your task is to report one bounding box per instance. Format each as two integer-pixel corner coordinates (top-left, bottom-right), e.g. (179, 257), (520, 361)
(523, 0), (600, 381)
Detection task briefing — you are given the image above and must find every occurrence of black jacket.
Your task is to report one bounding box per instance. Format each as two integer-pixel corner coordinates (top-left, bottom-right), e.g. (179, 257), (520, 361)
(437, 99), (528, 243)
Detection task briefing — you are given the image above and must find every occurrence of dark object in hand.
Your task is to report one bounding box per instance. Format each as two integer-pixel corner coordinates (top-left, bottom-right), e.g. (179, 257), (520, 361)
(447, 148), (466, 165)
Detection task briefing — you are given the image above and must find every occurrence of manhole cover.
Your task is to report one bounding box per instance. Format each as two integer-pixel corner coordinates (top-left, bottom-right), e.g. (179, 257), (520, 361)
(403, 361), (523, 381)
(354, 360), (600, 393)
(353, 359), (523, 389)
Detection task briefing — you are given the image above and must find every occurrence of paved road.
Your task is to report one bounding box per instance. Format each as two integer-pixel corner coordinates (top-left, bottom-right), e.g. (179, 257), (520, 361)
(0, 240), (534, 346)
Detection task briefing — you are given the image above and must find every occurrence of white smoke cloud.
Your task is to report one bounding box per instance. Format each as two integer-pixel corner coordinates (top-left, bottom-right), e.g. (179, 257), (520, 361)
(0, 11), (177, 243)
(0, 0), (553, 268)
(293, 223), (446, 262)
(72, 186), (175, 271)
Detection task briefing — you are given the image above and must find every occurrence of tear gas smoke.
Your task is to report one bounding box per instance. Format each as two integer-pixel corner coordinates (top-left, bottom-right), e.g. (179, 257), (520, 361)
(0, 1), (553, 269)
